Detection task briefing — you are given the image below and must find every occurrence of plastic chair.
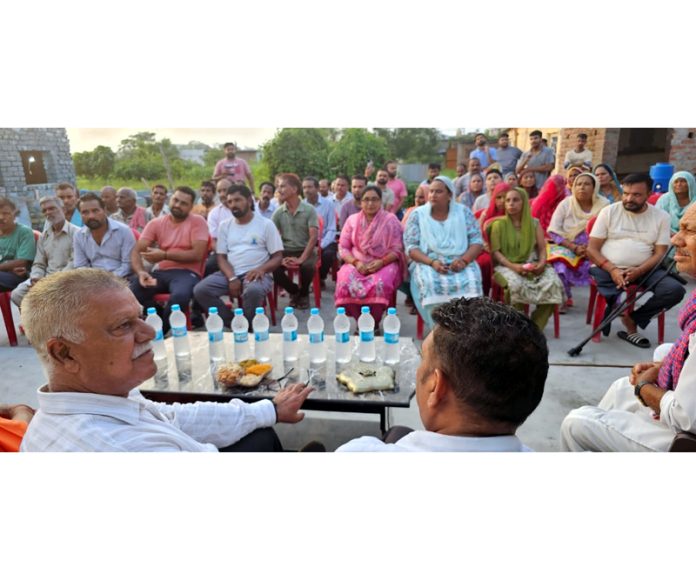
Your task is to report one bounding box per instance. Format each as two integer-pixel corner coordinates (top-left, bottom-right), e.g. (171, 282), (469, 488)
(232, 291), (277, 326)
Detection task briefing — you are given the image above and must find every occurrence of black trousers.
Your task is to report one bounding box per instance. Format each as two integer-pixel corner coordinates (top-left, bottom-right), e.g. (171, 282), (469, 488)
(218, 427), (283, 452)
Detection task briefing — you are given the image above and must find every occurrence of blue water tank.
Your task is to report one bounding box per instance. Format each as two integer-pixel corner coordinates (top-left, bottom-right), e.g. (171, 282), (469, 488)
(649, 162), (674, 193)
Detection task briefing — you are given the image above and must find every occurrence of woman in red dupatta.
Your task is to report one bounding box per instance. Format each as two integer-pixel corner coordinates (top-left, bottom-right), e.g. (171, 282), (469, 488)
(335, 185), (406, 324)
(531, 175), (568, 234)
(475, 182), (509, 296)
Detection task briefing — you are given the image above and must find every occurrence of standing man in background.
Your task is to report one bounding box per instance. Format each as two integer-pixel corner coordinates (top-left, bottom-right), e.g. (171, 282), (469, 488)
(212, 142), (255, 193)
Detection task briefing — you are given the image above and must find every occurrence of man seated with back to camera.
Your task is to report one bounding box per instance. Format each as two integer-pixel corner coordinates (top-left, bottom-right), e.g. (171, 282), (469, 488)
(337, 297), (548, 452)
(19, 269), (313, 452)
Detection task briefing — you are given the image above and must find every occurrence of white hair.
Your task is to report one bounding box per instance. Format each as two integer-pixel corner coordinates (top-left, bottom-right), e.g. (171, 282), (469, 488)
(117, 187), (137, 200)
(39, 195), (64, 208)
(21, 269), (127, 372)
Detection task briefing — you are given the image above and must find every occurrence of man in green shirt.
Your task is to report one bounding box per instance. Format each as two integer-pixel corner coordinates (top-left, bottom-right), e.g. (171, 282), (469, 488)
(271, 173), (319, 310)
(0, 197), (36, 291)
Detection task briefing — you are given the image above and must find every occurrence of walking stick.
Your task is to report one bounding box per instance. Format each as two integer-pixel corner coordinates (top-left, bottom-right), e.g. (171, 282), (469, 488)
(567, 259), (677, 357)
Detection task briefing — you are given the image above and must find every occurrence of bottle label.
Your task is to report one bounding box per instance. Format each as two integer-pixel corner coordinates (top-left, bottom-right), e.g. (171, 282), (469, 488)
(255, 330), (269, 342)
(208, 331), (223, 343)
(360, 331), (374, 343)
(384, 332), (399, 345)
(234, 331), (248, 344)
(336, 331), (350, 344)
(283, 330), (298, 342)
(309, 331), (324, 344)
(172, 326), (187, 338)
(154, 329), (164, 341)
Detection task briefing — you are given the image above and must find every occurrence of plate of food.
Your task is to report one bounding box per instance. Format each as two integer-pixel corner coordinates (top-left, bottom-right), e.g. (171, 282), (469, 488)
(336, 363), (395, 394)
(216, 359), (273, 388)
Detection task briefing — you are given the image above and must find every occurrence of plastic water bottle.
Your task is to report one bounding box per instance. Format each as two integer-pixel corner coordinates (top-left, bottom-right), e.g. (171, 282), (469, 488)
(333, 307), (352, 364)
(146, 307), (168, 388)
(358, 306), (376, 362)
(206, 307), (225, 364)
(281, 306), (299, 362)
(253, 307), (271, 362)
(169, 304), (192, 384)
(383, 307), (401, 364)
(232, 308), (250, 360)
(307, 307), (326, 364)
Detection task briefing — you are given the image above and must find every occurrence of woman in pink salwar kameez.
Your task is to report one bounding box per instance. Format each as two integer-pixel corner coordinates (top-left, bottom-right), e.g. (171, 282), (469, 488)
(335, 185), (406, 325)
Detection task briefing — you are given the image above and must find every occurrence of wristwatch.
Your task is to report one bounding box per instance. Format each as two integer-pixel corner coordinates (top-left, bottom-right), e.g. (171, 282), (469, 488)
(228, 276), (239, 283)
(635, 381), (654, 406)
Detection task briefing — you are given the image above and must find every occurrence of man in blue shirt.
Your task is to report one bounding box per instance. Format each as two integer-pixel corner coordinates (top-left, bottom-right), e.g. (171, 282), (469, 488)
(469, 133), (498, 170)
(303, 176), (337, 289)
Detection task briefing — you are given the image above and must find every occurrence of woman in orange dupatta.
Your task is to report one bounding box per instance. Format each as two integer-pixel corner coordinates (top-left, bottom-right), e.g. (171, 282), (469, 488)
(475, 182), (509, 296)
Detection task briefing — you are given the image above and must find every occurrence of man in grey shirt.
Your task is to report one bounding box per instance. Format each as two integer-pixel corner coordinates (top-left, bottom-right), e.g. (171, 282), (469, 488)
(496, 132), (523, 175)
(516, 130), (556, 191)
(73, 192), (136, 278)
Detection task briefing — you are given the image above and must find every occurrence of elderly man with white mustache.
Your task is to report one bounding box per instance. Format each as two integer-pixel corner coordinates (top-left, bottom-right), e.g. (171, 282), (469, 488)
(561, 203), (696, 451)
(19, 269), (312, 452)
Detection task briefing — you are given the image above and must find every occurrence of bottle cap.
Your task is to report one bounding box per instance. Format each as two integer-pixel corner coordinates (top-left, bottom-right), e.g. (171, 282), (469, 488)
(255, 307), (264, 314)
(388, 308), (397, 315)
(146, 307), (156, 315)
(171, 304), (181, 311)
(337, 307), (345, 315)
(361, 306), (370, 314)
(234, 308), (243, 315)
(208, 307), (218, 315)
(285, 307), (294, 314)
(311, 308), (319, 315)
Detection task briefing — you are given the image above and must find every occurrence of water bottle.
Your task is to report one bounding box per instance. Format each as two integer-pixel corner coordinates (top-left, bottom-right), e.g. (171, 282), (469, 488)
(253, 307), (271, 362)
(169, 304), (192, 385)
(307, 307), (326, 364)
(206, 307), (225, 364)
(358, 306), (376, 362)
(232, 308), (250, 361)
(281, 306), (299, 362)
(146, 307), (168, 388)
(383, 307), (401, 364)
(333, 307), (352, 364)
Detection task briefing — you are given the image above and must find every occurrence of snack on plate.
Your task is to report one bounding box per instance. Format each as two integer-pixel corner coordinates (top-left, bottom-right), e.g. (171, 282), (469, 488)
(336, 364), (395, 393)
(216, 363), (244, 386)
(238, 374), (264, 387)
(239, 359), (259, 370)
(246, 363), (273, 376)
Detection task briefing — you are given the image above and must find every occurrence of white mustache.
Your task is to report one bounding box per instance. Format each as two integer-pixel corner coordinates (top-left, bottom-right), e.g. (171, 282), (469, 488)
(132, 342), (153, 360)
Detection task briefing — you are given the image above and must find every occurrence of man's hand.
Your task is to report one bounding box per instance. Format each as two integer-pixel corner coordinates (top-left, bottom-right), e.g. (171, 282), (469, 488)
(0, 404), (35, 424)
(228, 279), (242, 298)
(245, 268), (265, 282)
(282, 257), (301, 268)
(623, 267), (643, 285)
(273, 383), (313, 423)
(138, 271), (157, 288)
(610, 268), (627, 289)
(12, 266), (27, 277)
(140, 248), (167, 263)
(630, 361), (661, 386)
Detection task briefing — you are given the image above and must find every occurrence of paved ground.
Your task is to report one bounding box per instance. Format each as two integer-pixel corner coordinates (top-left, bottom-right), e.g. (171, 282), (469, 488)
(2, 277), (691, 451)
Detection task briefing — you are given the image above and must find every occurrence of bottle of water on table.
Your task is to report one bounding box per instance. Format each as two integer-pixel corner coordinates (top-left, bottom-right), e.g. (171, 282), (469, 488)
(146, 307), (168, 388)
(282, 306), (299, 362)
(307, 307), (326, 364)
(169, 304), (192, 385)
(232, 308), (250, 361)
(383, 307), (401, 364)
(253, 307), (271, 362)
(358, 306), (376, 362)
(334, 307), (352, 364)
(206, 307), (225, 365)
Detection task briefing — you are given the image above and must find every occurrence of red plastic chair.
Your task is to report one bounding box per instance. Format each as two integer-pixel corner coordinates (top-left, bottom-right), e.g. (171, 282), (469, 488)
(232, 292), (277, 326)
(2, 229), (40, 346)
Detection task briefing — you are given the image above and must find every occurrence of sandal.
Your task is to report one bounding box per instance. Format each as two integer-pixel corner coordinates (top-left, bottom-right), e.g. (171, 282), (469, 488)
(617, 330), (651, 349)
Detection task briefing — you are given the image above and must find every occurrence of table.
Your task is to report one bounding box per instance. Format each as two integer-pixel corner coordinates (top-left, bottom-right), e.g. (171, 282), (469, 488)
(140, 333), (420, 433)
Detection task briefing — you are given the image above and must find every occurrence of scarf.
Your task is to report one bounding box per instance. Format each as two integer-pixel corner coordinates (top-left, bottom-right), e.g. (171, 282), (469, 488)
(593, 163), (623, 203)
(519, 169), (539, 199)
(350, 208), (406, 276)
(490, 187), (536, 263)
(658, 289), (696, 391)
(531, 175), (568, 233)
(657, 171), (696, 233)
(548, 172), (608, 241)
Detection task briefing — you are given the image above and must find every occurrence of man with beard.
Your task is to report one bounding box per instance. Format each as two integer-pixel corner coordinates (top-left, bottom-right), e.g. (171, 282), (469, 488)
(99, 186), (120, 216)
(318, 179), (331, 199)
(257, 181), (278, 220)
(0, 196), (36, 293)
(129, 186), (209, 332)
(303, 176), (337, 289)
(11, 196), (78, 307)
(587, 173), (685, 348)
(496, 132), (523, 175)
(469, 133), (498, 170)
(212, 142), (255, 193)
(191, 181), (218, 219)
(73, 193), (135, 278)
(339, 175), (366, 230)
(385, 160), (408, 216)
(516, 130), (555, 191)
(370, 169), (395, 213)
(194, 185), (283, 328)
(54, 183), (82, 227)
(332, 175), (353, 210)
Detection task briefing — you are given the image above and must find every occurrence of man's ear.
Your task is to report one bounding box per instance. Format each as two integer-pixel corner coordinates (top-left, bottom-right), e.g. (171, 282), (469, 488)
(47, 338), (80, 373)
(427, 369), (452, 409)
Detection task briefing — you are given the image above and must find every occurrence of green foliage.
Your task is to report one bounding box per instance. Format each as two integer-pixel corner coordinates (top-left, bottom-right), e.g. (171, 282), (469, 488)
(262, 128), (331, 178)
(72, 145), (115, 179)
(327, 128), (390, 177)
(373, 128), (443, 163)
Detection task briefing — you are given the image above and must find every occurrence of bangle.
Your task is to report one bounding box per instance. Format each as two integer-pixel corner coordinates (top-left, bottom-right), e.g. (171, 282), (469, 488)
(598, 258), (608, 269)
(430, 259), (436, 266)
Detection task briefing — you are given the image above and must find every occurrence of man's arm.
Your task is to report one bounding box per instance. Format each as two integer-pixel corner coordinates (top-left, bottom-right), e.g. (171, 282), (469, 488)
(29, 236), (48, 280)
(623, 245), (668, 285)
(130, 236), (153, 275)
(298, 227), (318, 264)
(164, 239), (208, 264)
(116, 229), (136, 277)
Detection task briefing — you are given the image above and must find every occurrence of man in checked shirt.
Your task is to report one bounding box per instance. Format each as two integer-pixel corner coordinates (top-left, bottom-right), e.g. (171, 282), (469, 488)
(19, 269), (312, 452)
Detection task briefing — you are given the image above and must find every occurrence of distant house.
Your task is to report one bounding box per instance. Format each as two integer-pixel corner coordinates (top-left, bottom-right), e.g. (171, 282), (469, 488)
(0, 128), (76, 227)
(177, 146), (207, 165)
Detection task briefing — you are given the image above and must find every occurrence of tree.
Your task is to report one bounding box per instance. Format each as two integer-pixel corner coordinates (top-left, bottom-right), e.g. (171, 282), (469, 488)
(327, 129), (390, 177)
(262, 128), (331, 178)
(72, 145), (115, 178)
(373, 128), (443, 163)
(112, 132), (181, 181)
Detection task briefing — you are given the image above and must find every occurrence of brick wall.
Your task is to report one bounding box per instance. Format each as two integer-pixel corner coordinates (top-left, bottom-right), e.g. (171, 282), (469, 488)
(668, 128), (696, 173)
(554, 128), (621, 174)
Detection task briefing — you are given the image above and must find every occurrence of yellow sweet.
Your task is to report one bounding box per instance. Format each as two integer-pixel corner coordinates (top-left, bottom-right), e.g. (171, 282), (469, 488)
(246, 363), (273, 376)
